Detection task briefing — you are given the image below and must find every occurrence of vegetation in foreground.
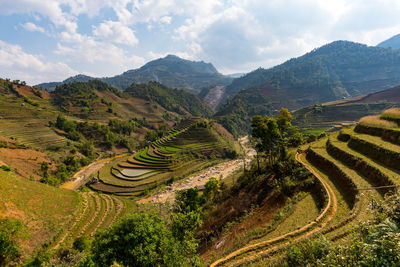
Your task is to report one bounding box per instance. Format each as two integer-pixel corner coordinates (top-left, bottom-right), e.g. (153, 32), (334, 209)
(266, 193), (400, 266)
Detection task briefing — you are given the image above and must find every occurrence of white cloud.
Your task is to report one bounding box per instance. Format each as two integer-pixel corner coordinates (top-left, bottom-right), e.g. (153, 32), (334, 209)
(0, 40), (78, 84)
(3, 0), (400, 80)
(93, 21), (138, 46)
(56, 31), (145, 75)
(21, 22), (45, 33)
(1, 0), (78, 32)
(160, 16), (172, 24)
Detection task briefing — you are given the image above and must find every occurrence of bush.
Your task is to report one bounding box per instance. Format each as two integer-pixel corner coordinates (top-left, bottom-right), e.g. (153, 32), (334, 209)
(79, 140), (95, 158)
(91, 213), (192, 267)
(73, 236), (90, 252)
(0, 218), (22, 266)
(0, 165), (11, 172)
(306, 134), (317, 143)
(284, 236), (330, 266)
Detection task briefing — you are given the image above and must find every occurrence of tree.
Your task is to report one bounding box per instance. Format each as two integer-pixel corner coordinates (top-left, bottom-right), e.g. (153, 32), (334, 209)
(175, 188), (203, 213)
(91, 213), (187, 266)
(79, 140), (94, 158)
(251, 108), (301, 165)
(40, 162), (49, 178)
(251, 115), (280, 165)
(145, 130), (158, 142)
(204, 177), (220, 201)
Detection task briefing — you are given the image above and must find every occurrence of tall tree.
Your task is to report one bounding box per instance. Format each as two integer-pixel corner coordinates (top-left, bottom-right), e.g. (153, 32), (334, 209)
(251, 108), (300, 165)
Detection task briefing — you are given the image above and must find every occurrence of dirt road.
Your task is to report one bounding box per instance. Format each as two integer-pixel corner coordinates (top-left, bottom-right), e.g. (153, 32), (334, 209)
(138, 137), (255, 204)
(60, 154), (127, 190)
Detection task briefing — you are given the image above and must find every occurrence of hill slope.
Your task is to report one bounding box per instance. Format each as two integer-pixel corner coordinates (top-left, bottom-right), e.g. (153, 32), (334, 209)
(0, 78), (212, 186)
(124, 82), (213, 117)
(377, 34), (400, 49)
(227, 41), (400, 99)
(216, 41), (400, 136)
(292, 85), (400, 131)
(52, 79), (211, 118)
(37, 55), (232, 94)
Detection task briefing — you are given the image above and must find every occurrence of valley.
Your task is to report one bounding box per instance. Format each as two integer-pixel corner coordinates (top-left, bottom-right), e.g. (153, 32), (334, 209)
(3, 36), (400, 267)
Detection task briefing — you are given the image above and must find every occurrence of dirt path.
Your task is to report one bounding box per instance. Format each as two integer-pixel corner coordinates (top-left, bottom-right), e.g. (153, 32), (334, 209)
(60, 154), (127, 190)
(137, 137), (255, 204)
(210, 152), (337, 266)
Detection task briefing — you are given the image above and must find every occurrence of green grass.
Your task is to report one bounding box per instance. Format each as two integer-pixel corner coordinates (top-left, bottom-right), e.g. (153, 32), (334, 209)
(0, 95), (68, 149)
(302, 145), (351, 226)
(300, 129), (327, 136)
(0, 170), (79, 255)
(351, 131), (400, 153)
(83, 194), (106, 236)
(56, 192), (129, 247)
(330, 132), (400, 184)
(72, 193), (97, 238)
(261, 193), (319, 241)
(127, 158), (171, 168)
(133, 153), (170, 164)
(311, 139), (382, 228)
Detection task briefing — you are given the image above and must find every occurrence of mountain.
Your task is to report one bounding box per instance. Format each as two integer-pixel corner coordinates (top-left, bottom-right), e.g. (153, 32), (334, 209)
(37, 74), (93, 91)
(215, 41), (400, 136)
(52, 79), (212, 118)
(37, 55), (233, 94)
(377, 34), (400, 49)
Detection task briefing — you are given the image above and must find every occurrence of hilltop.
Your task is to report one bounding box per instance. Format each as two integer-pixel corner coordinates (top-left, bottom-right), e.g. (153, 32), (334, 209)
(215, 41), (400, 136)
(37, 55), (233, 94)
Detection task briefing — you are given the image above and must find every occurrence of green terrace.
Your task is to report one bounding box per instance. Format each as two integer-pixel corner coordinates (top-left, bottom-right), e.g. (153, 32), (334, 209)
(90, 118), (231, 197)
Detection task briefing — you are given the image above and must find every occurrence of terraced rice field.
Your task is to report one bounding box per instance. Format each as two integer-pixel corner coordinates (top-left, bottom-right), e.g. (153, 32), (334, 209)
(51, 192), (127, 249)
(211, 110), (400, 266)
(0, 97), (67, 149)
(90, 118), (228, 196)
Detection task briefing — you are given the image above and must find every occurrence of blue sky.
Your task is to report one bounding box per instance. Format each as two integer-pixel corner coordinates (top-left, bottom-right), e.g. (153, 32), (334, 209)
(1, 0), (400, 85)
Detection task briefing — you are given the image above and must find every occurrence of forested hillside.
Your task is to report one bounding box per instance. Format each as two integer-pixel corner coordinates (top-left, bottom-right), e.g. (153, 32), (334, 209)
(216, 41), (400, 136)
(125, 82), (213, 117)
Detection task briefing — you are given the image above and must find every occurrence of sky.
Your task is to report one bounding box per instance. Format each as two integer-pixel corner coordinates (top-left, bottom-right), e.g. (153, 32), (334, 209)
(1, 0), (400, 85)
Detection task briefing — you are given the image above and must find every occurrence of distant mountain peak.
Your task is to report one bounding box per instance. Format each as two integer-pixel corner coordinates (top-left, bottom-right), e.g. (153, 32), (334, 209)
(377, 34), (400, 49)
(37, 55), (232, 93)
(164, 54), (181, 60)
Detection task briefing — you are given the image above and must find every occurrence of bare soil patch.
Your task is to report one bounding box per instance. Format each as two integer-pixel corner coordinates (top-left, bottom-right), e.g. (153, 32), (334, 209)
(0, 148), (53, 180)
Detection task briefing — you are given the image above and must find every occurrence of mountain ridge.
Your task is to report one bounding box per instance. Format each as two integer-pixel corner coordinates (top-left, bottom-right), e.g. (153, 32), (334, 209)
(37, 55), (233, 94)
(377, 34), (400, 49)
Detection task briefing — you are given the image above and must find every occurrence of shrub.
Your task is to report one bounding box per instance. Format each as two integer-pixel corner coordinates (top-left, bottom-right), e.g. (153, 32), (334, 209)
(306, 134), (317, 143)
(79, 140), (95, 158)
(91, 213), (192, 266)
(0, 165), (11, 171)
(0, 218), (22, 266)
(73, 236), (90, 252)
(284, 236), (330, 266)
